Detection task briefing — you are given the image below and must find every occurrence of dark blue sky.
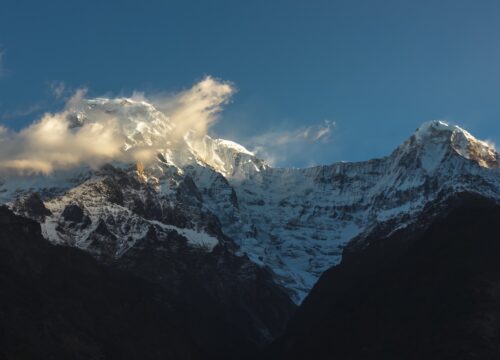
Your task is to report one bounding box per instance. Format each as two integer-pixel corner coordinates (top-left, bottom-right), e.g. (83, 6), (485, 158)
(1, 0), (500, 167)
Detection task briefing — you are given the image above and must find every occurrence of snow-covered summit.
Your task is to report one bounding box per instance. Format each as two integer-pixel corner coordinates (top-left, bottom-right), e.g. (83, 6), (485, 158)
(405, 120), (499, 169)
(65, 97), (261, 176)
(213, 139), (254, 156)
(413, 120), (456, 140)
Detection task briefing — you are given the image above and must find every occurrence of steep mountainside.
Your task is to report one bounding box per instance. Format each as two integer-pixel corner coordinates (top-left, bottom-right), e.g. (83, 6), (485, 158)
(273, 194), (500, 360)
(1, 98), (499, 303)
(0, 206), (233, 359)
(9, 180), (296, 352)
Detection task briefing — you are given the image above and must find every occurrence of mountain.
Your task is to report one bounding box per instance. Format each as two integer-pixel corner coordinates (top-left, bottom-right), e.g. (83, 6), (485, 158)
(1, 97), (500, 358)
(1, 99), (499, 305)
(272, 193), (500, 359)
(0, 99), (297, 358)
(0, 206), (209, 359)
(219, 119), (500, 301)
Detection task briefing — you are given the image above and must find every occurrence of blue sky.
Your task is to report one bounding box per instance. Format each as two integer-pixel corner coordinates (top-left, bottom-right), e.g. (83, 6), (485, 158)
(1, 0), (500, 167)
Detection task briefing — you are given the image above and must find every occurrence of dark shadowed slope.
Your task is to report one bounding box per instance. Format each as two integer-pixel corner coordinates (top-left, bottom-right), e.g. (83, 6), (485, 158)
(0, 206), (289, 360)
(0, 206), (205, 359)
(274, 194), (500, 360)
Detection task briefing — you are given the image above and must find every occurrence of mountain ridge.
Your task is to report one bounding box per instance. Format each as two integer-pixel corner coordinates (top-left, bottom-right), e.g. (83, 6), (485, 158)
(1, 97), (499, 302)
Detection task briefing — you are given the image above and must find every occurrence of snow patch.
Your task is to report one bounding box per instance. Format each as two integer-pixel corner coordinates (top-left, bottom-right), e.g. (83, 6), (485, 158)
(149, 220), (219, 251)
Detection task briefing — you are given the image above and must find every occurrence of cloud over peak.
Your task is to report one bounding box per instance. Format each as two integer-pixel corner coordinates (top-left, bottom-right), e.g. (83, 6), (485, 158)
(0, 76), (234, 175)
(150, 76), (234, 140)
(0, 75), (336, 174)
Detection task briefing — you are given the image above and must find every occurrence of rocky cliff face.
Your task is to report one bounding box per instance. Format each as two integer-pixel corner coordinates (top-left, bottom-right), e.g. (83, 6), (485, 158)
(1, 98), (499, 305)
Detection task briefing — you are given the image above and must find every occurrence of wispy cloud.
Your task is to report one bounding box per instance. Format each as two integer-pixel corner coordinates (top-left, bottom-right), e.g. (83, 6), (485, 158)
(1, 103), (45, 120)
(484, 139), (496, 151)
(243, 120), (335, 166)
(133, 76), (234, 141)
(49, 80), (67, 99)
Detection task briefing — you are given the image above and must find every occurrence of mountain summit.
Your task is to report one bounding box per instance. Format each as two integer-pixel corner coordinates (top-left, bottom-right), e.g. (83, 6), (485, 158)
(402, 120), (498, 171)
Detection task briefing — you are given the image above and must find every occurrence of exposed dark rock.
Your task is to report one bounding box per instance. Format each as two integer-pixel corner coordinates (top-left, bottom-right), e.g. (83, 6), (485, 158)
(176, 175), (202, 203)
(61, 204), (85, 222)
(230, 188), (239, 209)
(61, 204), (91, 228)
(12, 192), (51, 221)
(101, 177), (124, 205)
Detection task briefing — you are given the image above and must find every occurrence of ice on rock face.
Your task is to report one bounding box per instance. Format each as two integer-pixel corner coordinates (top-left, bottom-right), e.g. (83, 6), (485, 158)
(1, 99), (500, 303)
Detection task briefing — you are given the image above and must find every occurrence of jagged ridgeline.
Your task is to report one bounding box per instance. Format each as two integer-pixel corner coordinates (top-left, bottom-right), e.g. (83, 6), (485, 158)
(2, 98), (499, 302)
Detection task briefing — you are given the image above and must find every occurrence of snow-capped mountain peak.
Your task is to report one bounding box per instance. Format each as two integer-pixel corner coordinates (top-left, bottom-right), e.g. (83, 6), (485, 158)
(406, 120), (499, 170)
(413, 120), (458, 141)
(66, 97), (260, 176)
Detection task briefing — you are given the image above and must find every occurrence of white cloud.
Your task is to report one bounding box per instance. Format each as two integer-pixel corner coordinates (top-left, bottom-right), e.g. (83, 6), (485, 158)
(0, 92), (123, 174)
(244, 120), (335, 166)
(145, 76), (234, 140)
